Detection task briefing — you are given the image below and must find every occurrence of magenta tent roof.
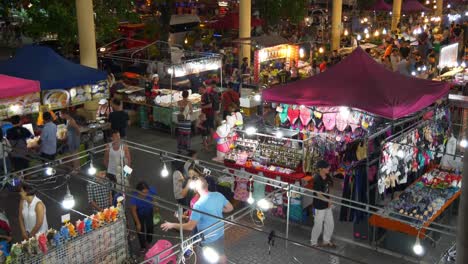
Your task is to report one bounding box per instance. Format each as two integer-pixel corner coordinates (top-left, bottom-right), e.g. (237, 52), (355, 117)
(262, 48), (450, 120)
(402, 0), (431, 13)
(0, 74), (40, 98)
(368, 0), (392, 11)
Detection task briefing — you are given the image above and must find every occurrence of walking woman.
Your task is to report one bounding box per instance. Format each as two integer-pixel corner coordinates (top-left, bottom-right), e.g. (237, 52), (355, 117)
(130, 181), (157, 252)
(18, 184), (48, 239)
(60, 110), (81, 171)
(176, 90), (193, 154)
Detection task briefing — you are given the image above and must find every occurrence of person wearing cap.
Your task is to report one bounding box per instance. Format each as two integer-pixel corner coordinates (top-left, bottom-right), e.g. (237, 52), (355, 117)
(96, 99), (113, 120)
(150, 74), (160, 98)
(310, 160), (335, 248)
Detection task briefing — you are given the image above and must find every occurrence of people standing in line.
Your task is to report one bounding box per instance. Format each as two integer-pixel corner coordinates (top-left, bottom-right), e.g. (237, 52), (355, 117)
(130, 181), (157, 252)
(0, 127), (11, 173)
(60, 110), (81, 171)
(7, 115), (33, 172)
(18, 184), (48, 240)
(221, 83), (240, 120)
(310, 160), (335, 248)
(161, 177), (233, 264)
(104, 130), (131, 191)
(39, 112), (57, 161)
(108, 98), (129, 139)
(87, 171), (112, 213)
(176, 90), (193, 154)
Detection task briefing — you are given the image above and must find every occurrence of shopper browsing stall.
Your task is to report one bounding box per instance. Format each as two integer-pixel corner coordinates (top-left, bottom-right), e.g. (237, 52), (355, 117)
(7, 115), (33, 171)
(104, 130), (131, 190)
(130, 181), (157, 252)
(161, 177), (233, 264)
(18, 183), (48, 240)
(310, 160), (335, 248)
(108, 98), (129, 139)
(176, 90), (193, 154)
(60, 110), (81, 171)
(87, 171), (112, 213)
(39, 112), (57, 161)
(221, 83), (240, 119)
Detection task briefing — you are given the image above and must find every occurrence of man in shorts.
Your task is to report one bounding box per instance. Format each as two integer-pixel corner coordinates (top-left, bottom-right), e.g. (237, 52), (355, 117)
(161, 177), (233, 263)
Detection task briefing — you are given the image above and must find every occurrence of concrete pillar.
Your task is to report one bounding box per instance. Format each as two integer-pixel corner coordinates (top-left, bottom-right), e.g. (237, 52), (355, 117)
(76, 0), (98, 68)
(239, 0), (251, 67)
(391, 0), (402, 32)
(331, 0), (342, 51)
(435, 0), (444, 19)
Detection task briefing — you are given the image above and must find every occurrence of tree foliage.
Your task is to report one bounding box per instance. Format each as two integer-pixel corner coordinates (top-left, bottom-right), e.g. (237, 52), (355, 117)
(21, 0), (139, 53)
(255, 0), (308, 27)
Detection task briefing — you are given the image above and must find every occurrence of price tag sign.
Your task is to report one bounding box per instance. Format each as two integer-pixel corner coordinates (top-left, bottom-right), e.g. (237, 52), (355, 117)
(61, 213), (70, 223)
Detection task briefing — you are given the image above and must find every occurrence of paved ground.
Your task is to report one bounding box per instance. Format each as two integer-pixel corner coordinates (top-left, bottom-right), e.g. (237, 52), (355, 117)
(0, 126), (456, 264)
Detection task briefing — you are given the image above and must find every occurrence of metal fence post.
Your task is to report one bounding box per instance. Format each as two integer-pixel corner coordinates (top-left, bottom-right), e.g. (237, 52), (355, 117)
(285, 184), (291, 249)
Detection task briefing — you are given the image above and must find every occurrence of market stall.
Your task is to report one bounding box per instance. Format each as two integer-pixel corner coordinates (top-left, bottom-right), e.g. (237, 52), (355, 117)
(98, 41), (222, 132)
(260, 47), (452, 239)
(0, 46), (110, 148)
(0, 74), (40, 120)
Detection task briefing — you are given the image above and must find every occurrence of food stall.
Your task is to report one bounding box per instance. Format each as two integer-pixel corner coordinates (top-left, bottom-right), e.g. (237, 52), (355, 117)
(99, 41), (223, 132)
(0, 45), (110, 146)
(0, 75), (40, 120)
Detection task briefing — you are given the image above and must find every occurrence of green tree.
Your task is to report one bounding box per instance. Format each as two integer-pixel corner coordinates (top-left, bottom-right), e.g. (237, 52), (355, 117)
(255, 0), (308, 28)
(22, 0), (140, 54)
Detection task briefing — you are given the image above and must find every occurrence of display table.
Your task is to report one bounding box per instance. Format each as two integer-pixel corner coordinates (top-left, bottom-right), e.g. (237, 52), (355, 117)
(224, 160), (305, 183)
(369, 171), (461, 237)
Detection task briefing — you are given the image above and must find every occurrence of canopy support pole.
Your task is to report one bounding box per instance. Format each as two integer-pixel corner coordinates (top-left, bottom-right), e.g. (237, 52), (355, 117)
(331, 0), (343, 51)
(391, 0), (402, 32)
(239, 0), (251, 67)
(435, 0), (444, 19)
(76, 0), (98, 68)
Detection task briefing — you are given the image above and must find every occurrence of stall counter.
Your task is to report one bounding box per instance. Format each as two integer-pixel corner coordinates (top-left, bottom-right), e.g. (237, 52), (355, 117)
(224, 160), (305, 183)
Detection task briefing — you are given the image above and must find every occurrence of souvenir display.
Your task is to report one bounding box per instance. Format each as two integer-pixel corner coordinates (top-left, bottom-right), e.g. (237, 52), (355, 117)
(10, 206), (126, 264)
(42, 90), (70, 109)
(381, 169), (461, 226)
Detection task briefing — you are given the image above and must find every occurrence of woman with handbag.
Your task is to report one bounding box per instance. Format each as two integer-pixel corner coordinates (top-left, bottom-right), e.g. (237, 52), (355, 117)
(176, 90), (193, 154)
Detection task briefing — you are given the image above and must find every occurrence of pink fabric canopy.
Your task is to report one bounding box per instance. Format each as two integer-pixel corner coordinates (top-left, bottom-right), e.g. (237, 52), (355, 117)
(402, 0), (431, 13)
(262, 48), (450, 120)
(368, 0), (392, 11)
(0, 74), (40, 98)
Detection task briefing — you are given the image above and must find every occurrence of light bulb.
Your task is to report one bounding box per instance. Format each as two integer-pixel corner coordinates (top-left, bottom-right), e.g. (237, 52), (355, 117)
(364, 28), (369, 34)
(62, 186), (75, 210)
(411, 71), (417, 76)
(357, 34), (362, 41)
(460, 139), (468, 148)
(461, 62), (466, 68)
(245, 127), (257, 135)
(382, 28), (387, 35)
(203, 247), (220, 263)
(413, 238), (424, 255)
(318, 47), (324, 53)
(257, 198), (273, 210)
(275, 131), (283, 139)
(365, 33), (370, 39)
(247, 192), (254, 204)
(88, 163), (97, 175)
(299, 48), (305, 58)
(161, 163), (169, 177)
(344, 29), (349, 36)
(422, 65), (427, 71)
(254, 94), (261, 102)
(447, 4), (451, 8)
(339, 107), (350, 119)
(45, 167), (56, 176)
(397, 149), (405, 158)
(374, 31), (379, 37)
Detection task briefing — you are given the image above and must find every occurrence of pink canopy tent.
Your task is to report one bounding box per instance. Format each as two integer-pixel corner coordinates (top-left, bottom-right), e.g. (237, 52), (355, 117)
(402, 0), (431, 13)
(262, 48), (450, 120)
(368, 0), (392, 11)
(0, 74), (40, 98)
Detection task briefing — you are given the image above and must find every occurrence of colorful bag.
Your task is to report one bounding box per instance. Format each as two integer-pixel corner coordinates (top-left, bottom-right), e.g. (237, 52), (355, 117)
(145, 240), (177, 264)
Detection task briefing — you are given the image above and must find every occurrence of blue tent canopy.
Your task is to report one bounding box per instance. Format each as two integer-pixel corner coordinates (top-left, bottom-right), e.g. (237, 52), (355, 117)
(0, 45), (107, 90)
